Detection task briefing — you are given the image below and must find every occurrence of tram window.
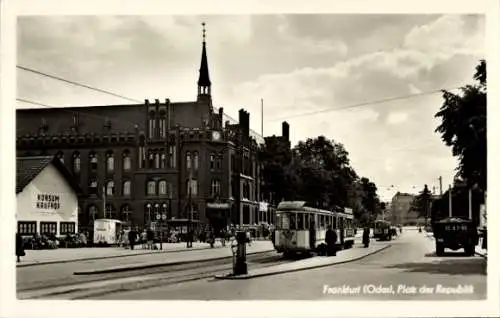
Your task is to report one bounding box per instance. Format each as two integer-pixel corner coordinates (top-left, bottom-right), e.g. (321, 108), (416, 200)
(304, 213), (310, 229)
(297, 213), (304, 230)
(289, 213), (296, 230)
(326, 215), (331, 227)
(282, 213), (290, 230)
(333, 217), (337, 229)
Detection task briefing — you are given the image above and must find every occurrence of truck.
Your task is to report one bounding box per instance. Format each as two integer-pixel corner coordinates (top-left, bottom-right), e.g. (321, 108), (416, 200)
(93, 218), (124, 246)
(433, 217), (478, 256)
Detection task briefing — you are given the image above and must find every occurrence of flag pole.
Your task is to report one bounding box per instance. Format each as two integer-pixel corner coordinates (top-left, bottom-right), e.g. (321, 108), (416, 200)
(448, 185), (452, 218)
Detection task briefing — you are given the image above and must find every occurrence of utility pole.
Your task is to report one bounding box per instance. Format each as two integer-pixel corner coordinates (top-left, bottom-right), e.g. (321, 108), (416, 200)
(438, 176), (443, 195)
(261, 98), (264, 137)
(448, 184), (452, 218)
(187, 165), (193, 248)
(102, 185), (106, 219)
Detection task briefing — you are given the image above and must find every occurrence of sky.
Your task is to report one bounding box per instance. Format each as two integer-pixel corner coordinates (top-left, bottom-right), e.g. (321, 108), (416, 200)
(16, 14), (485, 202)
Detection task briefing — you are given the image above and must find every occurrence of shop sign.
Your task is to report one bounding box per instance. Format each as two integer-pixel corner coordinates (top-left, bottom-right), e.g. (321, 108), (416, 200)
(35, 193), (61, 210)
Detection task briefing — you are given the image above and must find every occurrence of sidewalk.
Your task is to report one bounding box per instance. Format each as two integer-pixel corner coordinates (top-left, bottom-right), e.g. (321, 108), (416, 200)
(18, 240), (239, 267)
(73, 240), (275, 275)
(216, 240), (392, 280)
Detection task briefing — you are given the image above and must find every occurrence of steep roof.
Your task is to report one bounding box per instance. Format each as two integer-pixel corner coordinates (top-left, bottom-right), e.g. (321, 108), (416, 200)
(197, 41), (211, 87)
(16, 156), (82, 195)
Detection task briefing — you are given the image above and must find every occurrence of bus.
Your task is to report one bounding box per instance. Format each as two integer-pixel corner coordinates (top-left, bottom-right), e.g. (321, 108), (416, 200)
(373, 220), (392, 241)
(274, 201), (355, 257)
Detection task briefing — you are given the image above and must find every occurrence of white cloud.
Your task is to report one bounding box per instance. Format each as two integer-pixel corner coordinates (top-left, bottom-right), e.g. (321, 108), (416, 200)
(386, 112), (409, 125)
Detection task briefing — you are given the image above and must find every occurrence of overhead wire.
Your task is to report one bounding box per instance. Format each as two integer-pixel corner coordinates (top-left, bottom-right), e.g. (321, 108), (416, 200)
(268, 86), (462, 122)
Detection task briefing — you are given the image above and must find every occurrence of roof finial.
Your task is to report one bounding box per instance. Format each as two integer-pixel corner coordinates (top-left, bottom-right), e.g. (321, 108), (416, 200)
(202, 22), (206, 43)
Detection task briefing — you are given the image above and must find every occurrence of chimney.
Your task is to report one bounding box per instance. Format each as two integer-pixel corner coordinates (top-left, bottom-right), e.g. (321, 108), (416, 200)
(245, 111), (250, 138)
(282, 121), (289, 142)
(219, 107), (224, 122)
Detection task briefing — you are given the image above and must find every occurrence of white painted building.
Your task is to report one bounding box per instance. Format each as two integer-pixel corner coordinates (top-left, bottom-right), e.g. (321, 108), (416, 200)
(16, 156), (81, 237)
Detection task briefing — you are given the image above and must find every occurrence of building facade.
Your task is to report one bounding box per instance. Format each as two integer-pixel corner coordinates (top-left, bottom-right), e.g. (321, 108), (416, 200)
(16, 30), (266, 234)
(16, 156), (81, 236)
(390, 192), (416, 225)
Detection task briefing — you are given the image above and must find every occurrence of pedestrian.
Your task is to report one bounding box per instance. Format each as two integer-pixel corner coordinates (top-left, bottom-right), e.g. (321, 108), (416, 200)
(325, 226), (337, 256)
(16, 233), (25, 263)
(147, 228), (155, 250)
(128, 228), (136, 250)
(362, 227), (370, 248)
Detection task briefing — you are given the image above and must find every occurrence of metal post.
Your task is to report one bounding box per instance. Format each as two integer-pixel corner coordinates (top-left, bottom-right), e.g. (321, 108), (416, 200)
(261, 98), (264, 137)
(468, 188), (472, 220)
(102, 185), (106, 219)
(187, 166), (193, 248)
(439, 176), (443, 195)
(448, 185), (452, 218)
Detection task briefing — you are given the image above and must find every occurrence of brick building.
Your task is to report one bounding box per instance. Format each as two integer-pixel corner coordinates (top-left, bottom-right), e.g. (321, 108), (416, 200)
(16, 28), (265, 234)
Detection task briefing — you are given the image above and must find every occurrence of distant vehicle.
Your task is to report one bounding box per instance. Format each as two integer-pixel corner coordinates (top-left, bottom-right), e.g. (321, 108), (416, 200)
(274, 201), (355, 257)
(93, 219), (124, 246)
(433, 217), (478, 256)
(373, 220), (392, 241)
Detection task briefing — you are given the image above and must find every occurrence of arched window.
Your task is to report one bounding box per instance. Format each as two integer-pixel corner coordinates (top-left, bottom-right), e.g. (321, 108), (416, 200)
(72, 152), (81, 174)
(160, 151), (166, 168)
(154, 152), (160, 169)
(210, 154), (215, 169)
(56, 151), (64, 164)
(158, 180), (167, 195)
(106, 180), (115, 196)
(122, 150), (132, 171)
(106, 152), (114, 172)
(147, 180), (156, 196)
(148, 111), (156, 139)
(89, 180), (98, 195)
(166, 182), (173, 198)
(193, 151), (199, 170)
(123, 180), (131, 196)
(168, 146), (176, 168)
(187, 179), (198, 197)
(105, 204), (116, 219)
(186, 152), (192, 169)
(216, 156), (222, 170)
(148, 150), (154, 168)
(89, 152), (98, 170)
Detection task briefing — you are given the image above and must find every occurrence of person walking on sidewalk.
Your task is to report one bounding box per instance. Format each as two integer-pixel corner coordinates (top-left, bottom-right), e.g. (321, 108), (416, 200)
(16, 233), (25, 263)
(325, 226), (337, 256)
(147, 228), (155, 250)
(362, 227), (370, 248)
(128, 228), (137, 250)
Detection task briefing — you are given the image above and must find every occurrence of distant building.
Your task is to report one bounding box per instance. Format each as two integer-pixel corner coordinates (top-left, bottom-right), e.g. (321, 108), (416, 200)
(390, 192), (416, 225)
(16, 156), (82, 236)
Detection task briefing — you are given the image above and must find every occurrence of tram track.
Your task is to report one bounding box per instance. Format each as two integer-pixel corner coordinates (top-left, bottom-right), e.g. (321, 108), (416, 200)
(17, 251), (291, 300)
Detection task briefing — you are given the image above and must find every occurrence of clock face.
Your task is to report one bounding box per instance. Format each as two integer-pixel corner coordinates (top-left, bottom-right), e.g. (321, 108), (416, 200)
(212, 131), (221, 141)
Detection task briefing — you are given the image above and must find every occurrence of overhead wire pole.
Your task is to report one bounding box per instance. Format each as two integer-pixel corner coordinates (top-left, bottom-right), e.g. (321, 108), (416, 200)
(261, 98), (264, 137)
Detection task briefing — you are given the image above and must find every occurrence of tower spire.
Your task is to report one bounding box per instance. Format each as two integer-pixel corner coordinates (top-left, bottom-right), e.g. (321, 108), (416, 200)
(197, 22), (211, 97)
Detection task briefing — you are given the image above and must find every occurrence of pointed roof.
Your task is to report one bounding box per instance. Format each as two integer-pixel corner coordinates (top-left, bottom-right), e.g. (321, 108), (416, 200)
(16, 156), (82, 194)
(197, 23), (211, 88)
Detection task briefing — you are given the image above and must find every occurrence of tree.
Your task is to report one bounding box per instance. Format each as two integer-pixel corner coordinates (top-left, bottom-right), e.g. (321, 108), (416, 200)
(410, 184), (432, 222)
(435, 59), (487, 190)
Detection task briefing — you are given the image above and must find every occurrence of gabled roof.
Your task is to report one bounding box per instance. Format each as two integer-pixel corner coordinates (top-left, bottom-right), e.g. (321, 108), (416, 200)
(16, 156), (82, 195)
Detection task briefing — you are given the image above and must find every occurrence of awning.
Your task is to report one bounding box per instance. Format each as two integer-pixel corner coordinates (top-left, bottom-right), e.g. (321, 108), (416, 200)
(207, 202), (231, 209)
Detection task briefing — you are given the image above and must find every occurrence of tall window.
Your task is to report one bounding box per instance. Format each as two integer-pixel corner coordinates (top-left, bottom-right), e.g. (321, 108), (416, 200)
(216, 156), (221, 170)
(187, 179), (198, 197)
(147, 180), (156, 196)
(123, 180), (131, 196)
(138, 146), (145, 169)
(154, 152), (160, 169)
(123, 150), (132, 171)
(89, 152), (98, 170)
(89, 180), (98, 195)
(211, 179), (221, 197)
(148, 150), (154, 168)
(121, 204), (131, 222)
(56, 151), (64, 164)
(106, 180), (115, 196)
(72, 152), (81, 174)
(160, 151), (166, 168)
(168, 146), (176, 168)
(106, 152), (114, 172)
(148, 112), (156, 139)
(210, 154), (215, 169)
(186, 152), (192, 169)
(193, 151), (199, 170)
(159, 116), (166, 138)
(158, 180), (167, 195)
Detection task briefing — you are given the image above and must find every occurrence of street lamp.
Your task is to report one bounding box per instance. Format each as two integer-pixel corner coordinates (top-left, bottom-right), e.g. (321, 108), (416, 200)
(146, 203), (152, 227)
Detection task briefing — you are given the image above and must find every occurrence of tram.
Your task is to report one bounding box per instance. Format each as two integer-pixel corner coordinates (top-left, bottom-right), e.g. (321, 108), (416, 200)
(274, 201), (355, 257)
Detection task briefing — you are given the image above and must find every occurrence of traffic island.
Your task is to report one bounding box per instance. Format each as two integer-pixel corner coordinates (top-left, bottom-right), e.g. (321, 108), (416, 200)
(215, 243), (392, 280)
